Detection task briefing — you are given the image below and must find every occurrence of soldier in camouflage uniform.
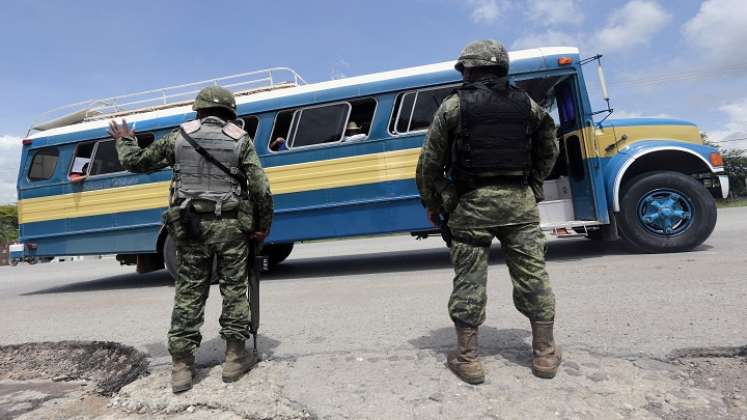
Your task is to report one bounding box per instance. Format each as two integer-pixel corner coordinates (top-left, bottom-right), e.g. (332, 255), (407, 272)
(110, 86), (273, 393)
(416, 40), (561, 383)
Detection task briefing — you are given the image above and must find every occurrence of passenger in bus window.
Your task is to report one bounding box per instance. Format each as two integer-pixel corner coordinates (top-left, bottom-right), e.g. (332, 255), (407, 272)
(270, 136), (289, 151)
(343, 121), (367, 142)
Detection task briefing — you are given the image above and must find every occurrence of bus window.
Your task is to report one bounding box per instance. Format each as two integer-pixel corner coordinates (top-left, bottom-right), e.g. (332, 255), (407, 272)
(291, 103), (350, 148)
(390, 85), (454, 134)
(28, 147), (59, 181)
(89, 140), (124, 176)
(69, 142), (95, 179)
(344, 98), (376, 141)
(241, 115), (260, 140)
(269, 110), (297, 151)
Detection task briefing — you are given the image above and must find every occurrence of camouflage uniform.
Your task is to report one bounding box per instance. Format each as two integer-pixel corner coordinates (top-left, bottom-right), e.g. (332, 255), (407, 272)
(415, 72), (558, 328)
(117, 117), (273, 357)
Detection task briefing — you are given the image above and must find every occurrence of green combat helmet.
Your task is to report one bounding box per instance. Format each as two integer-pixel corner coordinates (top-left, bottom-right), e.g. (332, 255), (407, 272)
(455, 40), (510, 74)
(192, 85), (237, 118)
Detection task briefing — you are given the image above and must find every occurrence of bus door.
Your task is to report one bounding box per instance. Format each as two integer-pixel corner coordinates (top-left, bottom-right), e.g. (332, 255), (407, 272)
(555, 77), (599, 221)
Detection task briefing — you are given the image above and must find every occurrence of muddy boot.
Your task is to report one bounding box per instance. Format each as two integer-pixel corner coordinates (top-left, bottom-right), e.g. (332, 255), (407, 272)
(447, 325), (485, 385)
(171, 353), (195, 393)
(531, 320), (562, 379)
(222, 339), (256, 383)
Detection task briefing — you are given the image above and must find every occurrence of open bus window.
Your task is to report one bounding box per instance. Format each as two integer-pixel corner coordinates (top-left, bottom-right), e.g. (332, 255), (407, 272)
(269, 110), (296, 151)
(344, 98), (376, 142)
(291, 103), (350, 148)
(89, 140), (125, 176)
(69, 142), (95, 180)
(241, 116), (259, 140)
(28, 147), (59, 181)
(390, 85), (455, 134)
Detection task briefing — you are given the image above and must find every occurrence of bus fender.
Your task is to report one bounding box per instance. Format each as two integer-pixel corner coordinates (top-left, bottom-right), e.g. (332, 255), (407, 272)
(603, 140), (723, 213)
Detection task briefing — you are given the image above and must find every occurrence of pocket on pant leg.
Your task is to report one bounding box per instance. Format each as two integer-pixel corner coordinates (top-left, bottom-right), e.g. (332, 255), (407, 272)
(162, 207), (187, 241)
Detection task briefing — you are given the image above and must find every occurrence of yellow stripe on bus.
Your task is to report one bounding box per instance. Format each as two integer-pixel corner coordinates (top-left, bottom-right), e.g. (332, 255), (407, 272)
(18, 147), (423, 224)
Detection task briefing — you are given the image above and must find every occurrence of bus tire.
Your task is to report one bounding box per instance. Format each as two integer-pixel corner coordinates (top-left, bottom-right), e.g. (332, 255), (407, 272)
(10, 259), (18, 267)
(262, 243), (294, 267)
(617, 171), (717, 253)
(164, 234), (178, 281)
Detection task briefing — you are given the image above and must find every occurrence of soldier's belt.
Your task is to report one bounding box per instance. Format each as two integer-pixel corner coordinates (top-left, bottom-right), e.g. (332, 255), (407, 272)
(195, 210), (238, 221)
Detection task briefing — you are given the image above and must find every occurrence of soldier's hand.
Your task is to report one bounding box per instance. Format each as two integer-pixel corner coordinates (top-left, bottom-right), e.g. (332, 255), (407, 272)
(251, 230), (268, 242)
(427, 210), (440, 227)
(108, 119), (135, 140)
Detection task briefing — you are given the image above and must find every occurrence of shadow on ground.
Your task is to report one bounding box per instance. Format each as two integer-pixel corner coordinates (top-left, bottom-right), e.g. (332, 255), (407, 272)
(143, 334), (281, 365)
(22, 270), (174, 296)
(21, 238), (713, 293)
(409, 325), (533, 368)
(263, 238), (640, 281)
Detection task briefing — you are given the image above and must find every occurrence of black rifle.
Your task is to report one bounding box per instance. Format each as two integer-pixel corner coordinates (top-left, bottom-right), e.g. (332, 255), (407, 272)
(439, 210), (452, 248)
(247, 239), (261, 355)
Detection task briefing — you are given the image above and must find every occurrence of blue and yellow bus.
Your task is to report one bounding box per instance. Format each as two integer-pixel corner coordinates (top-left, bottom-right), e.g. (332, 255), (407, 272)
(15, 47), (728, 277)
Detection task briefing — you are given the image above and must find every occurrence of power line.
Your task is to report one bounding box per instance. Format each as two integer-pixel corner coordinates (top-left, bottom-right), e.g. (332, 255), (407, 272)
(605, 62), (747, 88)
(711, 137), (747, 144)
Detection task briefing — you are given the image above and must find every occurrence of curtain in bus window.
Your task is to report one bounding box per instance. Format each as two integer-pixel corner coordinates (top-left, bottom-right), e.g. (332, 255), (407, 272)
(556, 82), (577, 130)
(292, 103), (349, 147)
(90, 140), (124, 175)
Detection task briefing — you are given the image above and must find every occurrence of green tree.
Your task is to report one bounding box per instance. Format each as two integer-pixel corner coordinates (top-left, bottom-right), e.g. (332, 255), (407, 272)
(0, 204), (19, 245)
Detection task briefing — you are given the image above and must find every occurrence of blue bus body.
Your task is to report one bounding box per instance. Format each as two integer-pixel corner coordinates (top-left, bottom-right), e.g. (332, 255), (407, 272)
(16, 47), (727, 268)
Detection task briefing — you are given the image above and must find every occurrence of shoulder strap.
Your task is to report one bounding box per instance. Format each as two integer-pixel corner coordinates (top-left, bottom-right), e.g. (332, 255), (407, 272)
(179, 127), (247, 192)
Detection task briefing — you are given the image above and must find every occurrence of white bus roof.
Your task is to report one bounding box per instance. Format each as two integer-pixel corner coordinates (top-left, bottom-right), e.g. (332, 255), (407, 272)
(27, 47), (579, 140)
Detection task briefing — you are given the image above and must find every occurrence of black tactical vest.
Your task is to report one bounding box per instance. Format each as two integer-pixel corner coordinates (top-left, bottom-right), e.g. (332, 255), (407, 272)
(451, 82), (532, 179)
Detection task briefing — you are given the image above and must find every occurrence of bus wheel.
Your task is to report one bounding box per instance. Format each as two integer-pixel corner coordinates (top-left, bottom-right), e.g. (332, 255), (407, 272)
(10, 259), (18, 266)
(262, 243), (294, 267)
(618, 171), (717, 253)
(164, 234), (178, 281)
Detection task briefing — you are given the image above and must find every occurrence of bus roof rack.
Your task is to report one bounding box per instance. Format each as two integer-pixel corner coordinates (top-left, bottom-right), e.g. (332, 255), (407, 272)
(29, 67), (307, 133)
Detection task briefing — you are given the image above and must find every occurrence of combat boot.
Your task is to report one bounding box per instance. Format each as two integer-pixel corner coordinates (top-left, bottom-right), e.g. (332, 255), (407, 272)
(222, 339), (256, 383)
(530, 320), (562, 379)
(447, 325), (485, 385)
(171, 353), (195, 393)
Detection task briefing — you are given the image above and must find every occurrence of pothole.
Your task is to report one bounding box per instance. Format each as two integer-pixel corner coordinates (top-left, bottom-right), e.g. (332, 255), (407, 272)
(0, 341), (149, 395)
(0, 341), (149, 419)
(667, 346), (747, 419)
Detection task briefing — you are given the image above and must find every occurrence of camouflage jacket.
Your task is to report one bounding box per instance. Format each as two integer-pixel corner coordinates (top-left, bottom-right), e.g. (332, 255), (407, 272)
(116, 119), (274, 231)
(416, 81), (558, 229)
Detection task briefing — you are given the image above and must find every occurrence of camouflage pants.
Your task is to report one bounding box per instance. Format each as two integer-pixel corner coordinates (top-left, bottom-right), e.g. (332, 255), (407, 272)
(448, 223), (555, 327)
(168, 219), (251, 356)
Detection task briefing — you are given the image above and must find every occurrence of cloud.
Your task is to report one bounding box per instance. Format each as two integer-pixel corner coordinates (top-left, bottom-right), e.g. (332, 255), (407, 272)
(511, 30), (579, 50)
(330, 58), (351, 80)
(610, 109), (677, 120)
(594, 0), (671, 53)
(526, 0), (583, 26)
(467, 0), (507, 24)
(707, 98), (747, 149)
(0, 135), (22, 204)
(683, 0), (747, 66)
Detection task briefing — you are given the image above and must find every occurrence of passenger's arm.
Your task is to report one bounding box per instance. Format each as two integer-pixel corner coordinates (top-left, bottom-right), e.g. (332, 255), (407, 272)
(416, 95), (459, 223)
(240, 138), (274, 238)
(528, 100), (559, 202)
(111, 119), (175, 172)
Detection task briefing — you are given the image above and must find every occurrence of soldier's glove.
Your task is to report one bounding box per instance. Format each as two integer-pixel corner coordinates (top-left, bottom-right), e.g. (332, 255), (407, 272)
(440, 184), (459, 213)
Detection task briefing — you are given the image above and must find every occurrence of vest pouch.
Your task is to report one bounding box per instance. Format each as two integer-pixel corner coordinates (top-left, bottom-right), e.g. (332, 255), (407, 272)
(162, 207), (188, 241)
(237, 199), (255, 234)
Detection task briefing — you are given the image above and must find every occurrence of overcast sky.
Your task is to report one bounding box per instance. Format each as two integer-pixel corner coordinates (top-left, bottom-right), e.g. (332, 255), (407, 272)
(1, 0), (746, 204)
